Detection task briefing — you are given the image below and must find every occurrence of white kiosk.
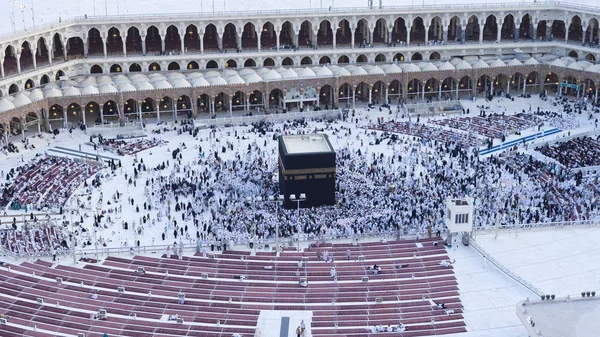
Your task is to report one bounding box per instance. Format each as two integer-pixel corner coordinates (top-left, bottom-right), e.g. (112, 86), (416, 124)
(445, 196), (474, 246)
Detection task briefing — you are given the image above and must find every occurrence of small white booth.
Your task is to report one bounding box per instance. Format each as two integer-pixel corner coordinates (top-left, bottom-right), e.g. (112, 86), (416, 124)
(445, 196), (474, 245)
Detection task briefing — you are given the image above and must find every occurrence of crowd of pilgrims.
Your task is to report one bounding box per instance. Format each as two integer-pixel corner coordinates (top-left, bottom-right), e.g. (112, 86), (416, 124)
(75, 114), (600, 251)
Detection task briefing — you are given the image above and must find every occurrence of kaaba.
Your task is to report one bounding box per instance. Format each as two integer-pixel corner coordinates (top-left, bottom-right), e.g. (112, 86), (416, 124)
(278, 134), (336, 209)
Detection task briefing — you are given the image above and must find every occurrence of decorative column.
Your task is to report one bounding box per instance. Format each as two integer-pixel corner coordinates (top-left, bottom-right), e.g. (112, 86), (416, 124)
(313, 30), (319, 48)
(0, 57), (5, 79)
(369, 28), (374, 46)
(83, 36), (89, 57)
(47, 41), (54, 65)
(442, 27), (448, 43)
(546, 20), (553, 41)
(200, 33), (205, 54)
(523, 78), (527, 96)
(81, 105), (86, 125)
(16, 51), (21, 74)
(438, 83), (442, 99)
(277, 30), (281, 51)
(237, 29), (243, 51)
(256, 27), (261, 51)
(425, 24), (430, 44)
(582, 24), (587, 45)
(385, 86), (389, 104)
(461, 25), (466, 42)
(102, 34), (108, 58)
(160, 31), (166, 53)
(565, 21), (570, 41)
(333, 29), (336, 49)
(180, 33), (185, 54)
(32, 46), (37, 70)
(406, 25), (412, 45)
(368, 86), (372, 105)
(351, 27), (355, 48)
(141, 35), (147, 55)
(496, 20), (502, 43)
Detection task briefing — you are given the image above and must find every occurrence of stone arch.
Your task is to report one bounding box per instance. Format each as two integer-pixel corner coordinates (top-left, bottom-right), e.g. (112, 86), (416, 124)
(301, 56), (313, 65)
(448, 16), (461, 41)
(123, 99), (137, 116)
(393, 53), (404, 62)
(568, 15), (583, 42)
(52, 33), (65, 60)
(24, 79), (35, 90)
(231, 91), (246, 111)
(196, 94), (210, 113)
(241, 22), (257, 50)
(411, 52), (423, 61)
(373, 18), (388, 45)
(19, 41), (34, 71)
(476, 75), (493, 96)
(338, 55), (350, 64)
(222, 22), (238, 50)
(568, 50), (579, 58)
(429, 52), (440, 60)
(519, 14), (534, 40)
(551, 20), (566, 40)
(35, 37), (49, 66)
(168, 61), (181, 70)
(424, 78), (440, 99)
(90, 64), (103, 74)
(203, 24), (219, 52)
(109, 64), (122, 73)
(428, 16), (443, 42)
(441, 77), (458, 99)
(3, 45), (18, 76)
(407, 78), (423, 99)
(372, 80), (386, 103)
(282, 57), (294, 66)
(269, 88), (284, 109)
(318, 19), (334, 47)
(129, 63), (142, 72)
(206, 60), (219, 69)
(263, 58), (275, 67)
(389, 79), (401, 102)
(10, 117), (23, 135)
(583, 78), (596, 98)
(338, 82), (353, 104)
(165, 25), (181, 52)
(55, 70), (64, 81)
(225, 59), (237, 68)
(85, 101), (101, 125)
(187, 61), (199, 69)
(374, 54), (386, 62)
(214, 92), (228, 113)
(260, 22), (277, 50)
(483, 15), (498, 41)
(141, 98), (156, 114)
(585, 54), (596, 61)
(177, 95), (192, 117)
(356, 54), (368, 63)
(159, 96), (173, 113)
(40, 75), (50, 85)
(184, 24), (200, 52)
(319, 56), (331, 65)
(67, 36), (84, 57)
(410, 17), (426, 43)
(355, 18), (369, 46)
(319, 84), (333, 108)
(126, 26), (143, 54)
(392, 17), (407, 43)
(280, 21), (294, 47)
(146, 26), (162, 53)
(66, 103), (83, 125)
(586, 18), (599, 45)
(336, 19), (352, 46)
(87, 27), (104, 56)
(249, 90), (264, 109)
(48, 104), (63, 129)
(298, 20), (313, 47)
(149, 62), (161, 71)
(465, 15), (480, 42)
(102, 100), (119, 119)
(500, 14), (516, 41)
(106, 27), (124, 55)
(8, 84), (19, 94)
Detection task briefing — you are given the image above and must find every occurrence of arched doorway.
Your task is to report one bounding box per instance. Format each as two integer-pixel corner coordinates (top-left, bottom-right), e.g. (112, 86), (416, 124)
(168, 62), (181, 70)
(149, 62), (161, 71)
(91, 65), (103, 74)
(301, 57), (313, 65)
(129, 63), (142, 72)
(225, 59), (237, 68)
(411, 53), (423, 61)
(109, 64), (122, 73)
(260, 22), (277, 50)
(282, 57), (293, 66)
(429, 52), (440, 60)
(24, 79), (35, 90)
(336, 19), (352, 47)
(319, 56), (331, 65)
(164, 25), (181, 53)
(356, 54), (368, 63)
(222, 23), (238, 50)
(319, 85), (333, 109)
(177, 95), (192, 118)
(106, 27), (124, 55)
(85, 102), (101, 125)
(184, 24), (200, 52)
(187, 61), (199, 69)
(269, 88), (284, 109)
(410, 17), (426, 43)
(241, 22), (257, 50)
(206, 60), (219, 69)
(263, 58), (275, 67)
(374, 54), (386, 63)
(146, 26), (162, 53)
(87, 28), (104, 56)
(338, 55), (350, 64)
(126, 27), (143, 54)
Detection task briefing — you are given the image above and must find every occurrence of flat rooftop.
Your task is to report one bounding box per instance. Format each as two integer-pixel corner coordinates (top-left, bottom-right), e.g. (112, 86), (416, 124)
(519, 297), (600, 337)
(282, 134), (333, 154)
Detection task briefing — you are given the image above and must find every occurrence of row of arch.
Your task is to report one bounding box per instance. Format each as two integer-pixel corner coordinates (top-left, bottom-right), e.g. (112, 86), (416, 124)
(2, 13), (599, 77)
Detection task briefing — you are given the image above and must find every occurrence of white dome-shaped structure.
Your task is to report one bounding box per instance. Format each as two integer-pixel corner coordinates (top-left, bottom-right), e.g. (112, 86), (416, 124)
(29, 89), (44, 102)
(148, 73), (167, 80)
(118, 82), (137, 92)
(401, 63), (421, 73)
(171, 78), (192, 88)
(12, 93), (32, 107)
(438, 62), (455, 71)
(186, 72), (204, 80)
(134, 81), (154, 91)
(98, 84), (118, 94)
(347, 65), (368, 76)
(204, 71), (221, 78)
(364, 65), (385, 75)
(262, 69), (282, 80)
(419, 63), (438, 71)
(489, 59), (506, 67)
(113, 75), (130, 85)
(567, 62), (585, 70)
(44, 87), (63, 98)
(62, 86), (81, 97)
(152, 80), (173, 90)
(455, 60), (473, 70)
(329, 66), (351, 76)
(380, 64), (402, 74)
(209, 76), (228, 86)
(450, 58), (464, 66)
(97, 75), (114, 85)
(238, 68), (256, 76)
(280, 68), (299, 79)
(166, 72), (186, 80)
(297, 67), (317, 77)
(313, 66), (333, 76)
(191, 78), (211, 87)
(585, 64), (600, 73)
(242, 73), (263, 83)
(226, 74), (245, 85)
(80, 85), (100, 95)
(0, 99), (16, 112)
(524, 57), (539, 65)
(506, 59), (523, 66)
(472, 59), (489, 69)
(549, 59), (566, 67)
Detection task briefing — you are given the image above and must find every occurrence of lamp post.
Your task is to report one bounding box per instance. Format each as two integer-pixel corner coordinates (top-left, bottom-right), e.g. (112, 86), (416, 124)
(268, 195), (284, 255)
(289, 193), (306, 251)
